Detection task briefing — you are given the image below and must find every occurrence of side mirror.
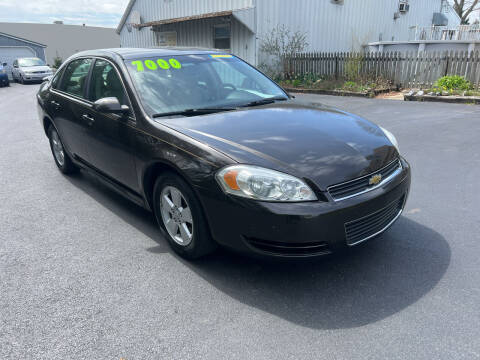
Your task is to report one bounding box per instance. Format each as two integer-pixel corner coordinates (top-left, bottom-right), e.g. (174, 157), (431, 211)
(42, 75), (53, 83)
(93, 97), (130, 115)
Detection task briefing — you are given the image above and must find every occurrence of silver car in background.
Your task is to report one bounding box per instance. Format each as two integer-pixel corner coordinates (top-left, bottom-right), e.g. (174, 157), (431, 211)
(12, 57), (53, 84)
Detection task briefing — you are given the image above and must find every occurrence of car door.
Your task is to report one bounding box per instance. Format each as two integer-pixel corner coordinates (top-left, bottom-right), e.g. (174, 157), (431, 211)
(49, 58), (94, 163)
(82, 58), (139, 192)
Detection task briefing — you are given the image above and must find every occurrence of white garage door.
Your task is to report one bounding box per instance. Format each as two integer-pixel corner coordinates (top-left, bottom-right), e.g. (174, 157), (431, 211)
(0, 47), (36, 80)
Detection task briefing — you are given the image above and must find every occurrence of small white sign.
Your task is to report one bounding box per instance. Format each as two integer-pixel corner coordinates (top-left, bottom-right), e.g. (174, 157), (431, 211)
(157, 31), (178, 47)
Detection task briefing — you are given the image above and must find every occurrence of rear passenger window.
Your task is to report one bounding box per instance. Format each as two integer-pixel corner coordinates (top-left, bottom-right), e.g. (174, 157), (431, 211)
(59, 58), (92, 98)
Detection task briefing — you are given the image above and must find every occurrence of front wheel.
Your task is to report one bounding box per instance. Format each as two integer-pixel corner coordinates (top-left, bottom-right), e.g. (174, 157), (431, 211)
(47, 126), (78, 174)
(153, 173), (217, 259)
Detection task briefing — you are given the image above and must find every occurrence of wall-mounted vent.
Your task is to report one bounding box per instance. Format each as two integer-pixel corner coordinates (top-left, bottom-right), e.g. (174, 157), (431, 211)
(331, 0), (344, 5)
(399, 1), (410, 13)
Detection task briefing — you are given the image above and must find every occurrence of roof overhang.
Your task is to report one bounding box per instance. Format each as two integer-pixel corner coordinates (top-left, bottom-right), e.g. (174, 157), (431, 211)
(136, 10), (234, 29)
(0, 32), (47, 47)
(117, 3), (256, 35)
(232, 7), (255, 33)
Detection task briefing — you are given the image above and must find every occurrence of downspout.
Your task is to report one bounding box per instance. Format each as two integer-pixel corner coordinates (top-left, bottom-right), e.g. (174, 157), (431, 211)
(253, 0), (258, 66)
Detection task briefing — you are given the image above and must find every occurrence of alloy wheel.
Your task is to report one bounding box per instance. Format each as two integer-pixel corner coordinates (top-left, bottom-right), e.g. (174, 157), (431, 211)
(51, 130), (65, 166)
(160, 186), (194, 246)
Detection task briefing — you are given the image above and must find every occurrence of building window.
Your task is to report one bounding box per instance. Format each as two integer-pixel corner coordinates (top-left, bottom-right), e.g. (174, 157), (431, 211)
(214, 24), (231, 50)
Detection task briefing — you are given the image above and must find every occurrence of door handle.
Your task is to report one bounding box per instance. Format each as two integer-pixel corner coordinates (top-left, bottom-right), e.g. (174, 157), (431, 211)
(82, 114), (95, 126)
(50, 100), (61, 108)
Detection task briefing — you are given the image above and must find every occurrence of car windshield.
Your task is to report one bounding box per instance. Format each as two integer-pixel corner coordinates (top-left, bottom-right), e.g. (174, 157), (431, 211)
(18, 58), (46, 67)
(125, 54), (288, 116)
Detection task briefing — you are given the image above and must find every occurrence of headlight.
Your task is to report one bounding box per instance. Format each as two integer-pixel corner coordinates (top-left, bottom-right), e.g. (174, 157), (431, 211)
(380, 126), (399, 152)
(216, 165), (317, 202)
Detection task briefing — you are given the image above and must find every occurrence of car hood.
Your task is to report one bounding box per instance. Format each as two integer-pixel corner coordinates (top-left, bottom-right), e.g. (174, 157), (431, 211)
(20, 66), (51, 73)
(160, 102), (398, 190)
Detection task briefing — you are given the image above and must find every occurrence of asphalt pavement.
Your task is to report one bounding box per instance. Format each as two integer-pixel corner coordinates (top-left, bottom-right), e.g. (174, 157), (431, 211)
(0, 83), (479, 359)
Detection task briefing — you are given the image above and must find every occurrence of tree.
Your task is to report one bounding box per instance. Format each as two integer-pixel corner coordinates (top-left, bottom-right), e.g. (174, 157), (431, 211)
(451, 0), (480, 24)
(53, 56), (63, 69)
(259, 24), (308, 78)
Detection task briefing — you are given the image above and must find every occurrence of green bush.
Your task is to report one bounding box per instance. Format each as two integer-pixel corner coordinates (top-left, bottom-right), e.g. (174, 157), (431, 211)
(345, 55), (363, 81)
(53, 56), (63, 69)
(435, 75), (472, 91)
(343, 81), (358, 90)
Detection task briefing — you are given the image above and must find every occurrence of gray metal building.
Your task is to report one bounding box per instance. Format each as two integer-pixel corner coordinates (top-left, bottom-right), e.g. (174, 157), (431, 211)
(0, 22), (120, 66)
(0, 32), (47, 79)
(117, 0), (461, 65)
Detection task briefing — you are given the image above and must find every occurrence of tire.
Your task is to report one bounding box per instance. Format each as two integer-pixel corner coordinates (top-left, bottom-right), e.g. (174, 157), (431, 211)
(153, 172), (217, 259)
(47, 125), (78, 174)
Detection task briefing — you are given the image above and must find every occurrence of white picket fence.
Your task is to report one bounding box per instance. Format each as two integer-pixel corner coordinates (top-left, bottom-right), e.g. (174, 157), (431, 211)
(284, 51), (480, 89)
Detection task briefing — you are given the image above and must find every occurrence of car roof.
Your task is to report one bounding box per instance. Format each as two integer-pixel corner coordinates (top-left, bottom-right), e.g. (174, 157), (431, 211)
(72, 47), (228, 60)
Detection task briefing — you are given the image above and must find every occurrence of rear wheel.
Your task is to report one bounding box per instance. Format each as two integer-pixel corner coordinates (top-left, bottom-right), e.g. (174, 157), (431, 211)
(153, 172), (217, 259)
(47, 126), (78, 174)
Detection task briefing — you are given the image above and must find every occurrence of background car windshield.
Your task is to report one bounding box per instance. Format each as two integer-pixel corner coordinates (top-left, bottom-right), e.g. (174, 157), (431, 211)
(18, 58), (46, 67)
(125, 54), (287, 115)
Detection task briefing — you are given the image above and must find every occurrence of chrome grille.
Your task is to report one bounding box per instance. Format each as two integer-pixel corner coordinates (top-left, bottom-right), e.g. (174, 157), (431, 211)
(328, 159), (402, 201)
(345, 196), (405, 246)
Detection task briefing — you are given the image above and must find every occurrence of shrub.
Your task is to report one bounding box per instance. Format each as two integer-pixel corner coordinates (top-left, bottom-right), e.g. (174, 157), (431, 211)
(343, 81), (358, 90)
(435, 75), (472, 91)
(260, 24), (308, 78)
(345, 54), (363, 81)
(53, 56), (63, 69)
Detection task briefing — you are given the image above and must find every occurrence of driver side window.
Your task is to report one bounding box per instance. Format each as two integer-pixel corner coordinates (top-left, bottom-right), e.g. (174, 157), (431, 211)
(89, 59), (129, 108)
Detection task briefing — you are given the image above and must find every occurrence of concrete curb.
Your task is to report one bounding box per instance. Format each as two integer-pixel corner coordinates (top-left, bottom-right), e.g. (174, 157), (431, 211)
(404, 95), (480, 105)
(283, 87), (395, 98)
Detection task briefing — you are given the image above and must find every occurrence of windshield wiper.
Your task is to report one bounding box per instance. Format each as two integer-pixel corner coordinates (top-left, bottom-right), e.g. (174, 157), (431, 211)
(239, 96), (288, 108)
(152, 107), (236, 118)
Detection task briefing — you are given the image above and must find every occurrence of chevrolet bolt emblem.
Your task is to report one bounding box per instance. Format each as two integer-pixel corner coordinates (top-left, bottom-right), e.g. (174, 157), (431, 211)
(369, 174), (382, 186)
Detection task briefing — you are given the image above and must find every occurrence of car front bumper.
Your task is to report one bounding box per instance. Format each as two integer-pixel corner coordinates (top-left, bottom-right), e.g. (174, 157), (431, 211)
(22, 73), (52, 82)
(198, 158), (411, 258)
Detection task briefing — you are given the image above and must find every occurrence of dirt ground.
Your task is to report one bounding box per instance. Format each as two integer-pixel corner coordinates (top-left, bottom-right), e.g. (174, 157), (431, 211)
(375, 91), (404, 100)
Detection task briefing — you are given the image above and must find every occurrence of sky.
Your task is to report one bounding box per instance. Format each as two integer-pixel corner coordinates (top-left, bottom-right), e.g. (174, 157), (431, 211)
(0, 0), (477, 28)
(0, 0), (130, 28)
